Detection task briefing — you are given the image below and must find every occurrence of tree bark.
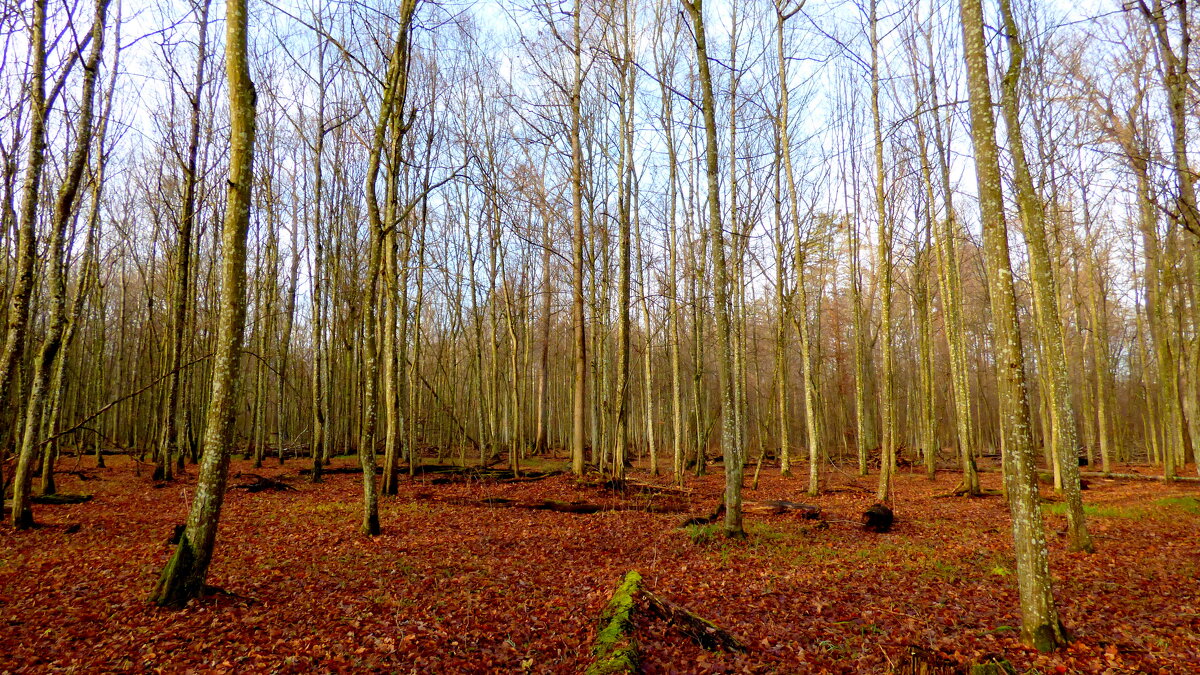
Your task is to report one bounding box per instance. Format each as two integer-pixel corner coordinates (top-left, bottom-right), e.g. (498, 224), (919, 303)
(683, 0), (743, 538)
(958, 0), (1068, 650)
(150, 0), (256, 605)
(996, 0), (1091, 553)
(10, 0), (108, 528)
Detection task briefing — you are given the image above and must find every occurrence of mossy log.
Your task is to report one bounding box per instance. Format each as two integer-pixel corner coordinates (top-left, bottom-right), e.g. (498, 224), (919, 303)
(585, 570), (746, 675)
(587, 571), (643, 675)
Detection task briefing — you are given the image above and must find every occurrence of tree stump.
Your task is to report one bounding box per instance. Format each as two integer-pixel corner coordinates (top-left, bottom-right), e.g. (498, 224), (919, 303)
(862, 503), (894, 533)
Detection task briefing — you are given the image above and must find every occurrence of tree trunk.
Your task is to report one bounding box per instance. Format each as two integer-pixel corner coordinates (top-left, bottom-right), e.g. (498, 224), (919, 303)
(150, 0), (256, 605)
(871, 0), (896, 504)
(996, 0), (1091, 553)
(684, 0), (743, 538)
(11, 0), (108, 528)
(958, 0), (1068, 650)
(570, 0), (587, 477)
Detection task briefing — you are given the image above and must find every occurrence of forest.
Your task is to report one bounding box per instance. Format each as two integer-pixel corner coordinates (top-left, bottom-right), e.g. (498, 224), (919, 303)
(1, 0), (1200, 671)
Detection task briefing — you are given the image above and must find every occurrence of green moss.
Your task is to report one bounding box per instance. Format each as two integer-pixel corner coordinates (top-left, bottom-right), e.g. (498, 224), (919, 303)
(585, 646), (639, 675)
(586, 571), (642, 675)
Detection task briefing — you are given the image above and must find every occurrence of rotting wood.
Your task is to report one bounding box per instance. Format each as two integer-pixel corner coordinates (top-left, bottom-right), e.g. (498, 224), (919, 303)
(587, 571), (642, 675)
(680, 493), (726, 527)
(641, 590), (746, 653)
(826, 484), (874, 495)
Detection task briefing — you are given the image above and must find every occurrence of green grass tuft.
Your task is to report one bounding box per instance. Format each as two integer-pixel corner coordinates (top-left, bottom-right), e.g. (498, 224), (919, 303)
(685, 522), (719, 545)
(1043, 502), (1145, 519)
(1154, 496), (1200, 515)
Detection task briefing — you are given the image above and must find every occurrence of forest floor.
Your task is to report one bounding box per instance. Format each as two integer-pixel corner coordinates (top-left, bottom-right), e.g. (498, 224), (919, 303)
(2, 454), (1199, 674)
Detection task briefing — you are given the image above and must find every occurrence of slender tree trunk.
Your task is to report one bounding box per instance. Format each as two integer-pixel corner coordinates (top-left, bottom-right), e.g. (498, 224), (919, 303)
(277, 205), (302, 464)
(308, 24), (329, 484)
(570, 0), (587, 477)
(684, 0), (743, 538)
(635, 186), (658, 476)
(871, 0), (895, 503)
(996, 0), (1091, 552)
(534, 200), (553, 455)
(159, 0), (210, 480)
(926, 50), (980, 495)
(771, 90), (791, 479)
(150, 0), (256, 605)
(0, 0), (50, 469)
(356, 0), (416, 534)
(958, 0), (1068, 650)
(656, 41), (685, 484)
(11, 0), (108, 528)
(777, 5), (821, 494)
(612, 11), (634, 479)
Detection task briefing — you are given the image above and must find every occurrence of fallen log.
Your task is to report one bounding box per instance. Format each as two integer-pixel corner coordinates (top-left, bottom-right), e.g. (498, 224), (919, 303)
(682, 496), (821, 527)
(578, 478), (693, 497)
(587, 571), (642, 675)
(743, 500), (821, 519)
(32, 493), (93, 505)
(585, 570), (745, 675)
(233, 474), (296, 492)
(932, 487), (1003, 499)
(299, 465), (377, 476)
(680, 494), (726, 527)
(642, 591), (746, 653)
(825, 484), (874, 495)
(3, 494), (94, 512)
(414, 464), (564, 484)
(528, 500), (604, 514)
